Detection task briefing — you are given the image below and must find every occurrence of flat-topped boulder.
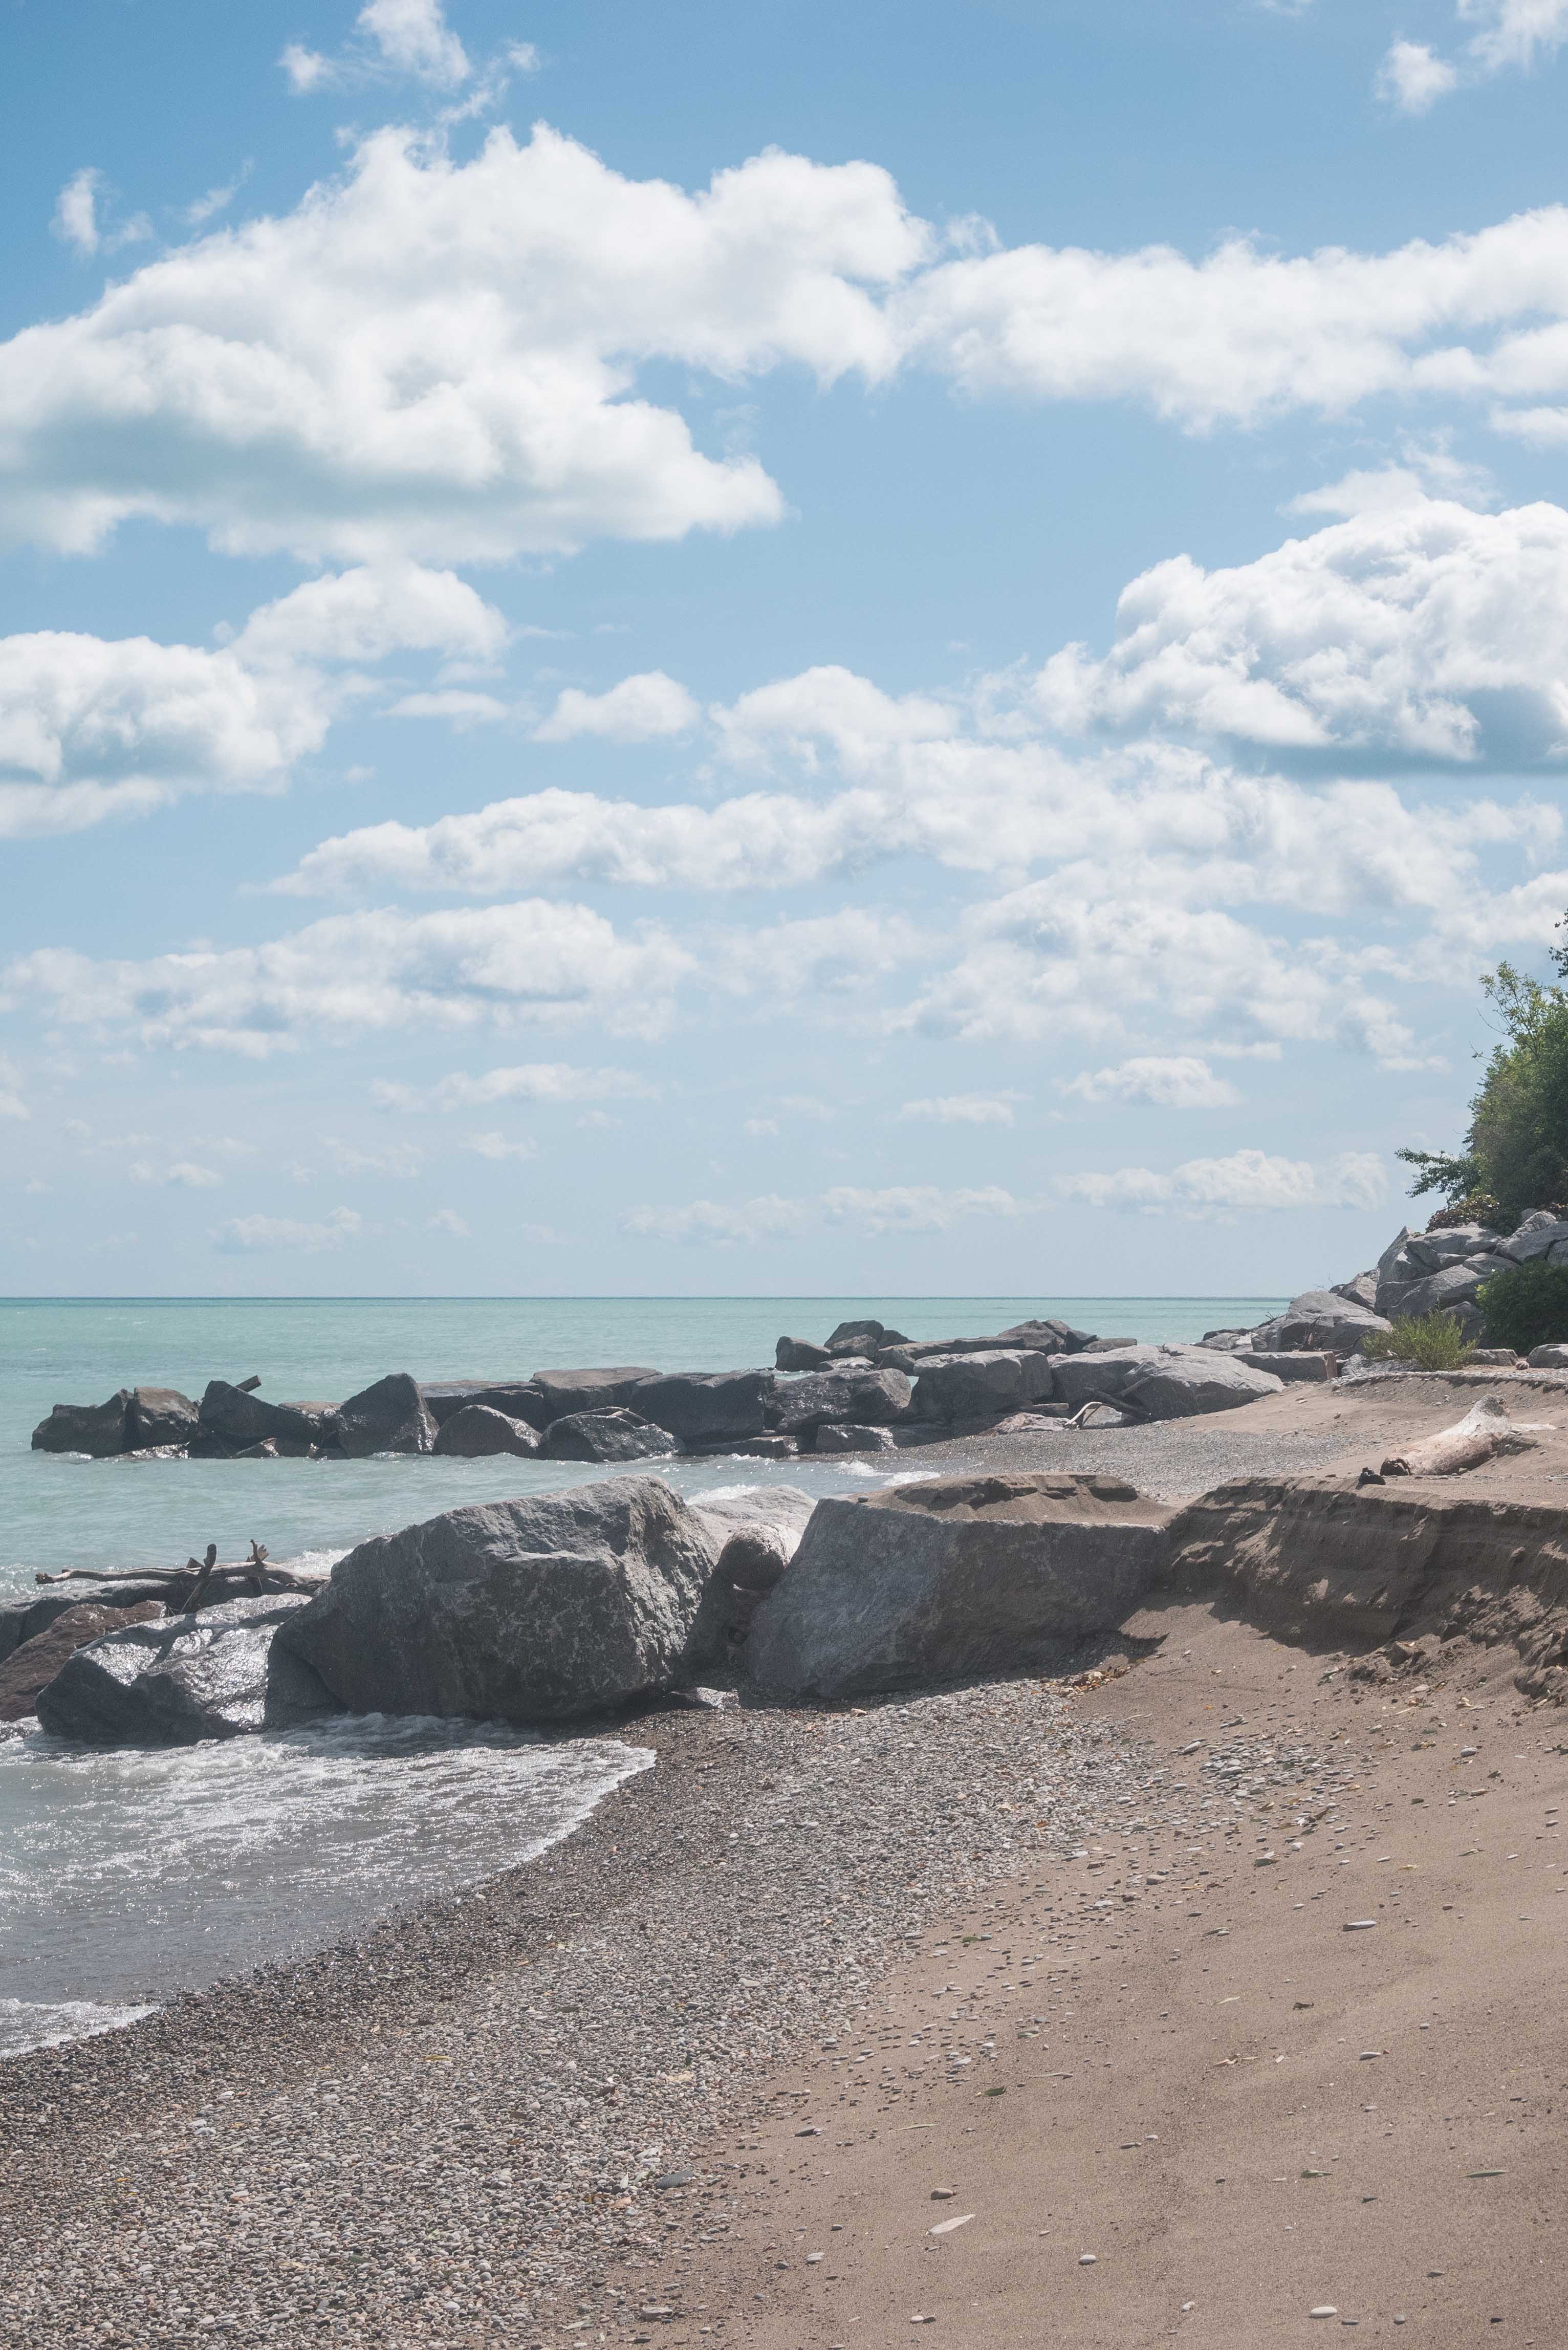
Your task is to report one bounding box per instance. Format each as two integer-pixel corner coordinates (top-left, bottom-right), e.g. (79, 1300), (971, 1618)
(533, 1366), (660, 1420)
(747, 1470), (1172, 1701)
(37, 1595), (338, 1746)
(1252, 1290), (1393, 1353)
(197, 1381), (336, 1459)
(768, 1365), (912, 1438)
(910, 1350), (1055, 1422)
(635, 1370), (773, 1445)
(31, 1391), (136, 1457)
(775, 1337), (833, 1372)
(277, 1475), (726, 1722)
(420, 1379), (550, 1430)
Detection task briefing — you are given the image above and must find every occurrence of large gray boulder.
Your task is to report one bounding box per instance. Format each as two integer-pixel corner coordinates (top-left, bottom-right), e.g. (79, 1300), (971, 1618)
(532, 1367), (660, 1421)
(277, 1476), (725, 1722)
(910, 1350), (1055, 1423)
(196, 1380), (335, 1459)
(1123, 1347), (1284, 1419)
(1046, 1346), (1163, 1409)
(634, 1370), (773, 1445)
(335, 1372), (436, 1458)
(747, 1471), (1171, 1701)
(1332, 1272), (1378, 1310)
(421, 1379), (549, 1431)
(1376, 1259), (1508, 1325)
(542, 1408), (677, 1463)
(769, 1366), (912, 1438)
(36, 1596), (339, 1747)
(1252, 1290), (1392, 1352)
(1404, 1223), (1504, 1273)
(0, 1582), (188, 1665)
(432, 1404), (542, 1459)
(824, 1319), (906, 1358)
(1495, 1212), (1568, 1266)
(31, 1391), (133, 1457)
(775, 1337), (833, 1372)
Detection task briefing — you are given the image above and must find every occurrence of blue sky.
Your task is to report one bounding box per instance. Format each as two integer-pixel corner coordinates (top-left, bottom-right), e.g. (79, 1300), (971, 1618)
(5, 0), (1568, 1296)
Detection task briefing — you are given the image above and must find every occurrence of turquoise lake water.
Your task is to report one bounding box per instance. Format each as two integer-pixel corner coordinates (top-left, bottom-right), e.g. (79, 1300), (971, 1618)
(0, 1292), (1282, 2056)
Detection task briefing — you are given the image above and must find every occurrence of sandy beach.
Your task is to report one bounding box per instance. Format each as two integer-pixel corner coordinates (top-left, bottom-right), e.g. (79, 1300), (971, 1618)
(4, 1371), (1567, 2348)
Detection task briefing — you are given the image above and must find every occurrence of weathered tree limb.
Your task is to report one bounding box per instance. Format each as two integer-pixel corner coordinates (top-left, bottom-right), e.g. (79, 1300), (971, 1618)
(179, 1543), (221, 1614)
(1066, 1389), (1152, 1429)
(1379, 1396), (1545, 1480)
(36, 1543), (318, 1599)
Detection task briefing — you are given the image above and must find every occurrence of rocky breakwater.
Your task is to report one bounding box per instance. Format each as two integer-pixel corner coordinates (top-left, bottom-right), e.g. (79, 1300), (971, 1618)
(30, 1310), (1299, 1470)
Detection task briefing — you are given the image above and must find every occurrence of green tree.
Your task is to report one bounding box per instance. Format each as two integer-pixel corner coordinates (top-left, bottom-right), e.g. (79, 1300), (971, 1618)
(1398, 940), (1568, 1229)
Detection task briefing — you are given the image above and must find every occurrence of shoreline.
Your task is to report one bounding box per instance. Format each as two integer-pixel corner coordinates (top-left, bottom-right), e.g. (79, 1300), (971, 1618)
(7, 1377), (1568, 2345)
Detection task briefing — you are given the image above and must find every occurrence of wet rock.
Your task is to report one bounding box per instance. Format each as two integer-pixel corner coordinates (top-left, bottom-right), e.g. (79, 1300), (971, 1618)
(30, 1391), (133, 1457)
(125, 1387), (199, 1449)
(813, 1421), (898, 1453)
(748, 1470), (1172, 1700)
(634, 1370), (773, 1445)
(197, 1380), (336, 1460)
(278, 1475), (725, 1721)
(776, 1337), (833, 1372)
(433, 1404), (543, 1459)
(335, 1372), (436, 1459)
(36, 1595), (339, 1747)
(542, 1409), (678, 1463)
(421, 1380), (550, 1431)
(0, 1601), (166, 1723)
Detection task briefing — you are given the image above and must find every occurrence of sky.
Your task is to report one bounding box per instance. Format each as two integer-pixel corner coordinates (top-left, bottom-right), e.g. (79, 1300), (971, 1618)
(5, 0), (1568, 1298)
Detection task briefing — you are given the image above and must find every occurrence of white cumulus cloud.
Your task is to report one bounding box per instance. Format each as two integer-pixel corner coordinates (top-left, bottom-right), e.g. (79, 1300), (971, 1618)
(7, 903), (689, 1057)
(1034, 492), (1568, 767)
(897, 1093), (1024, 1125)
(126, 1159), (223, 1188)
(375, 1062), (658, 1109)
(213, 1206), (363, 1253)
(1060, 1147), (1388, 1214)
(534, 672), (701, 744)
(1061, 1056), (1242, 1109)
(1376, 40), (1461, 112)
(620, 1194), (808, 1246)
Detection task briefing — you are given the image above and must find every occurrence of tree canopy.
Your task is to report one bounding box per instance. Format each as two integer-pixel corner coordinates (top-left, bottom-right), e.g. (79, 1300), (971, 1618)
(1399, 937), (1568, 1229)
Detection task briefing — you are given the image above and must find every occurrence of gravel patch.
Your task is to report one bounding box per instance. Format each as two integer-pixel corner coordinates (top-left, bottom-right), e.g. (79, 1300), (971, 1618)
(0, 1670), (1357, 2348)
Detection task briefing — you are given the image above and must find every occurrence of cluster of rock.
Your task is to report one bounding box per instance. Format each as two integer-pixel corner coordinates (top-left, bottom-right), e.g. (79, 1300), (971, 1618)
(30, 1313), (1297, 1468)
(4, 1465), (1182, 1743)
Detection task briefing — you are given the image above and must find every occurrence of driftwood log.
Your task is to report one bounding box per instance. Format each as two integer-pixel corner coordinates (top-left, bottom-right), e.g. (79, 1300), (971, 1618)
(1378, 1396), (1546, 1481)
(1066, 1389), (1153, 1429)
(35, 1540), (318, 1608)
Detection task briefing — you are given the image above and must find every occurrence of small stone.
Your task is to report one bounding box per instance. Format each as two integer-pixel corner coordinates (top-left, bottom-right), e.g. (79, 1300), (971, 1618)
(796, 2125), (820, 2137)
(1343, 1921), (1377, 1931)
(1310, 2310), (1338, 2321)
(1080, 2253), (1097, 2265)
(1255, 1853), (1277, 1867)
(930, 2189), (956, 2201)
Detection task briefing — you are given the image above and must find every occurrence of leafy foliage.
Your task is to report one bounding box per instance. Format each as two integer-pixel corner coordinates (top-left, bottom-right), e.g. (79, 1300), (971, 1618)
(1360, 1312), (1477, 1370)
(1475, 1262), (1568, 1356)
(1399, 941), (1568, 1229)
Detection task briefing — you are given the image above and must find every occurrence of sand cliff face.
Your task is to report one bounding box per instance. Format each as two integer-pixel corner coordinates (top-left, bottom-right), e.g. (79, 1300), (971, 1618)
(1167, 1471), (1568, 1699)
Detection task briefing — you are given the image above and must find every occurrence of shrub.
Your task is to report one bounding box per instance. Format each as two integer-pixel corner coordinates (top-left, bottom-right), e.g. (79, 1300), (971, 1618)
(1427, 1195), (1504, 1232)
(1475, 1261), (1568, 1356)
(1360, 1313), (1477, 1370)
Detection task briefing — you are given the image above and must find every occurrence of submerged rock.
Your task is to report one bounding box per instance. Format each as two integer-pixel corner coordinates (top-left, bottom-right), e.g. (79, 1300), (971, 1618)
(747, 1471), (1171, 1700)
(277, 1475), (725, 1722)
(197, 1380), (335, 1459)
(420, 1379), (550, 1430)
(775, 1337), (833, 1372)
(36, 1595), (339, 1747)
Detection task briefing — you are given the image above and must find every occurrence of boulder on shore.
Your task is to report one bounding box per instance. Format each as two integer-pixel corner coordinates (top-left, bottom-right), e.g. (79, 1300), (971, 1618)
(542, 1408), (677, 1463)
(634, 1370), (773, 1445)
(335, 1372), (436, 1459)
(37, 1596), (339, 1746)
(776, 1337), (833, 1372)
(689, 1487), (817, 1596)
(1123, 1348), (1284, 1419)
(432, 1404), (543, 1459)
(747, 1471), (1172, 1701)
(0, 1600), (165, 1723)
(769, 1365), (913, 1438)
(910, 1350), (1055, 1423)
(278, 1475), (726, 1721)
(1250, 1290), (1392, 1354)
